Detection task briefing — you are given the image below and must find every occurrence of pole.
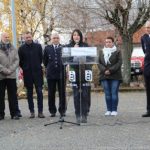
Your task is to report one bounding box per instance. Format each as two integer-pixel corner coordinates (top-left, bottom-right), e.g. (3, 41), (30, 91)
(10, 0), (18, 80)
(10, 0), (17, 48)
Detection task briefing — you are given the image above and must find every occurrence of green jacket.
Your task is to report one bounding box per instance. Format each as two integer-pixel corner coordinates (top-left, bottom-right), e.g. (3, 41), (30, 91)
(98, 49), (122, 81)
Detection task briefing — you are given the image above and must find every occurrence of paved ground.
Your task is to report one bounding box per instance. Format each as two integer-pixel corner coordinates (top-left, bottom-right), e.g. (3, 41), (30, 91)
(0, 91), (150, 150)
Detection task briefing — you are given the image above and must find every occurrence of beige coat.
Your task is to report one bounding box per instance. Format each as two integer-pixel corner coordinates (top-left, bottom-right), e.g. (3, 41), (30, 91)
(0, 44), (19, 80)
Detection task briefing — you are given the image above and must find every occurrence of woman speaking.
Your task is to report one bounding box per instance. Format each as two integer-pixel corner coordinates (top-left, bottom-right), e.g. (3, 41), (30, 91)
(67, 29), (91, 123)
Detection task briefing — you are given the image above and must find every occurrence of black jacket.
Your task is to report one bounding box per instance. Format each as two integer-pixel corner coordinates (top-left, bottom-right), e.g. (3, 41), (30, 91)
(67, 42), (92, 83)
(141, 34), (150, 77)
(98, 49), (122, 81)
(18, 42), (43, 87)
(43, 44), (65, 79)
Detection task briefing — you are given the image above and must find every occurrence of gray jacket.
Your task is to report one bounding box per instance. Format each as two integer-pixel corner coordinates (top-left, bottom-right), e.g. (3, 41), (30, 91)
(0, 43), (19, 80)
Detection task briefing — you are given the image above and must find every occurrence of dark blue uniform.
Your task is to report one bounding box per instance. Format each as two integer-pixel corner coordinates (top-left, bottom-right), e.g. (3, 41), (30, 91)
(141, 34), (150, 113)
(43, 44), (66, 116)
(18, 42), (43, 113)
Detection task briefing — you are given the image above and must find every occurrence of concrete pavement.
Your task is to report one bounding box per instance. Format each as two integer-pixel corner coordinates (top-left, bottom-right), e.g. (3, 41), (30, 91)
(0, 91), (150, 150)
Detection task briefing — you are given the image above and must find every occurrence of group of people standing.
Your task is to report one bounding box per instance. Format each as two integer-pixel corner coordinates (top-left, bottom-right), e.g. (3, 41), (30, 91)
(0, 23), (150, 124)
(0, 30), (90, 123)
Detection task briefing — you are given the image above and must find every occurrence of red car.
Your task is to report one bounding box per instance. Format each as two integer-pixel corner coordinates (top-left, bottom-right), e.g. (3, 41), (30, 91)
(131, 47), (145, 76)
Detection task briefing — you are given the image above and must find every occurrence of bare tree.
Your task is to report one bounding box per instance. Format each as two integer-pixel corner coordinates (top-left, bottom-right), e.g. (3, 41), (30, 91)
(89, 0), (150, 84)
(0, 0), (60, 43)
(56, 0), (96, 36)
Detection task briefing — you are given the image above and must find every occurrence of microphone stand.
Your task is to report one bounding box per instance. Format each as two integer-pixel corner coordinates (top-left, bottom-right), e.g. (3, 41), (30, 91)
(78, 57), (82, 124)
(44, 45), (80, 129)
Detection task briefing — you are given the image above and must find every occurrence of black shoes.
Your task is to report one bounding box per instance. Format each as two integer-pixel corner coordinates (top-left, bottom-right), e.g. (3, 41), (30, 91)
(11, 115), (20, 120)
(38, 113), (45, 118)
(17, 112), (22, 117)
(29, 113), (35, 118)
(60, 113), (66, 117)
(76, 116), (80, 124)
(81, 116), (87, 123)
(76, 115), (87, 124)
(0, 114), (19, 120)
(29, 112), (45, 118)
(142, 112), (150, 117)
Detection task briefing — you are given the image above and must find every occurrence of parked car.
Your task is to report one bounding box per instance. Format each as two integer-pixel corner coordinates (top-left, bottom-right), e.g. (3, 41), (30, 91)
(131, 47), (145, 76)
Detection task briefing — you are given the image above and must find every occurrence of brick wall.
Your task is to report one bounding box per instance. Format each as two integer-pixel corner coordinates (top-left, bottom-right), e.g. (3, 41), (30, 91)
(86, 27), (146, 46)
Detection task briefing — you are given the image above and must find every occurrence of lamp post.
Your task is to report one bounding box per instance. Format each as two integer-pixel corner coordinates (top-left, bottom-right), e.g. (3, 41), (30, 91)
(10, 0), (17, 48)
(10, 0), (18, 79)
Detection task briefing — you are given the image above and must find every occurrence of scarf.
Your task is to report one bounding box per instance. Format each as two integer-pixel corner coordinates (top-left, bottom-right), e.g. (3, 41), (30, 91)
(102, 45), (117, 64)
(0, 42), (11, 56)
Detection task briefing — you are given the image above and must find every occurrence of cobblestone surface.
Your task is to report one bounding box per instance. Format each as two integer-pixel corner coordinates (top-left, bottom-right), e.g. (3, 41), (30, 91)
(0, 91), (150, 150)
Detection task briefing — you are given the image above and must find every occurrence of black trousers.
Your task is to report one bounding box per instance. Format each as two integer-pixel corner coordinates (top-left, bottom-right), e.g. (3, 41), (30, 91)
(144, 76), (150, 112)
(0, 79), (18, 117)
(26, 85), (43, 113)
(87, 86), (91, 113)
(73, 84), (91, 117)
(16, 99), (21, 114)
(47, 79), (66, 115)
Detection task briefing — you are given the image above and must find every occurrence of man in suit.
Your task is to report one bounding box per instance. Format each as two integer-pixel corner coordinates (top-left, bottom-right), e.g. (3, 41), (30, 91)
(141, 21), (150, 117)
(18, 31), (45, 118)
(43, 33), (66, 117)
(0, 32), (20, 120)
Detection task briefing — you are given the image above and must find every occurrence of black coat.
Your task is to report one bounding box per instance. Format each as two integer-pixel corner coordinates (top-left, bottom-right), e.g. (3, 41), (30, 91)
(18, 42), (43, 87)
(98, 49), (122, 81)
(141, 34), (150, 77)
(43, 44), (65, 79)
(67, 42), (92, 83)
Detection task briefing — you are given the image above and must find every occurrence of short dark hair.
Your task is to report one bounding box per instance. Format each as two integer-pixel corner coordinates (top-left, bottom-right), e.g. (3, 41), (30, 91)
(71, 29), (83, 45)
(106, 36), (114, 42)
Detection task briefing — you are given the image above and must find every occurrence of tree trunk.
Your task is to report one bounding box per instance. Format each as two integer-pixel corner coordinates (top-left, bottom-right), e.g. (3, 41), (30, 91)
(121, 35), (133, 85)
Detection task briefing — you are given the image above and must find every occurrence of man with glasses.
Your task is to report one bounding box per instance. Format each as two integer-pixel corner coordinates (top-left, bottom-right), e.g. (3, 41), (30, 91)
(43, 33), (66, 117)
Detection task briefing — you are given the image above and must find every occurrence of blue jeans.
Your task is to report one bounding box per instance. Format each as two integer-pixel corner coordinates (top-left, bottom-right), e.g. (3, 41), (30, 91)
(101, 79), (120, 112)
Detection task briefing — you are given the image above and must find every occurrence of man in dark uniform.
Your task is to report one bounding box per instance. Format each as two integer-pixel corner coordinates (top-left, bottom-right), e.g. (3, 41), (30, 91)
(43, 33), (66, 117)
(18, 32), (45, 118)
(141, 21), (150, 117)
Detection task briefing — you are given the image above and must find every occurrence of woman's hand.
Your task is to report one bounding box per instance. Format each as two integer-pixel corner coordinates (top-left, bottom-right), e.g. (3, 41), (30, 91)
(105, 70), (110, 75)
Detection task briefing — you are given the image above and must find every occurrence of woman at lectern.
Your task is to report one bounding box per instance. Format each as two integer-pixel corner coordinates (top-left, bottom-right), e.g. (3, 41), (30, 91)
(67, 29), (91, 123)
(99, 37), (122, 116)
